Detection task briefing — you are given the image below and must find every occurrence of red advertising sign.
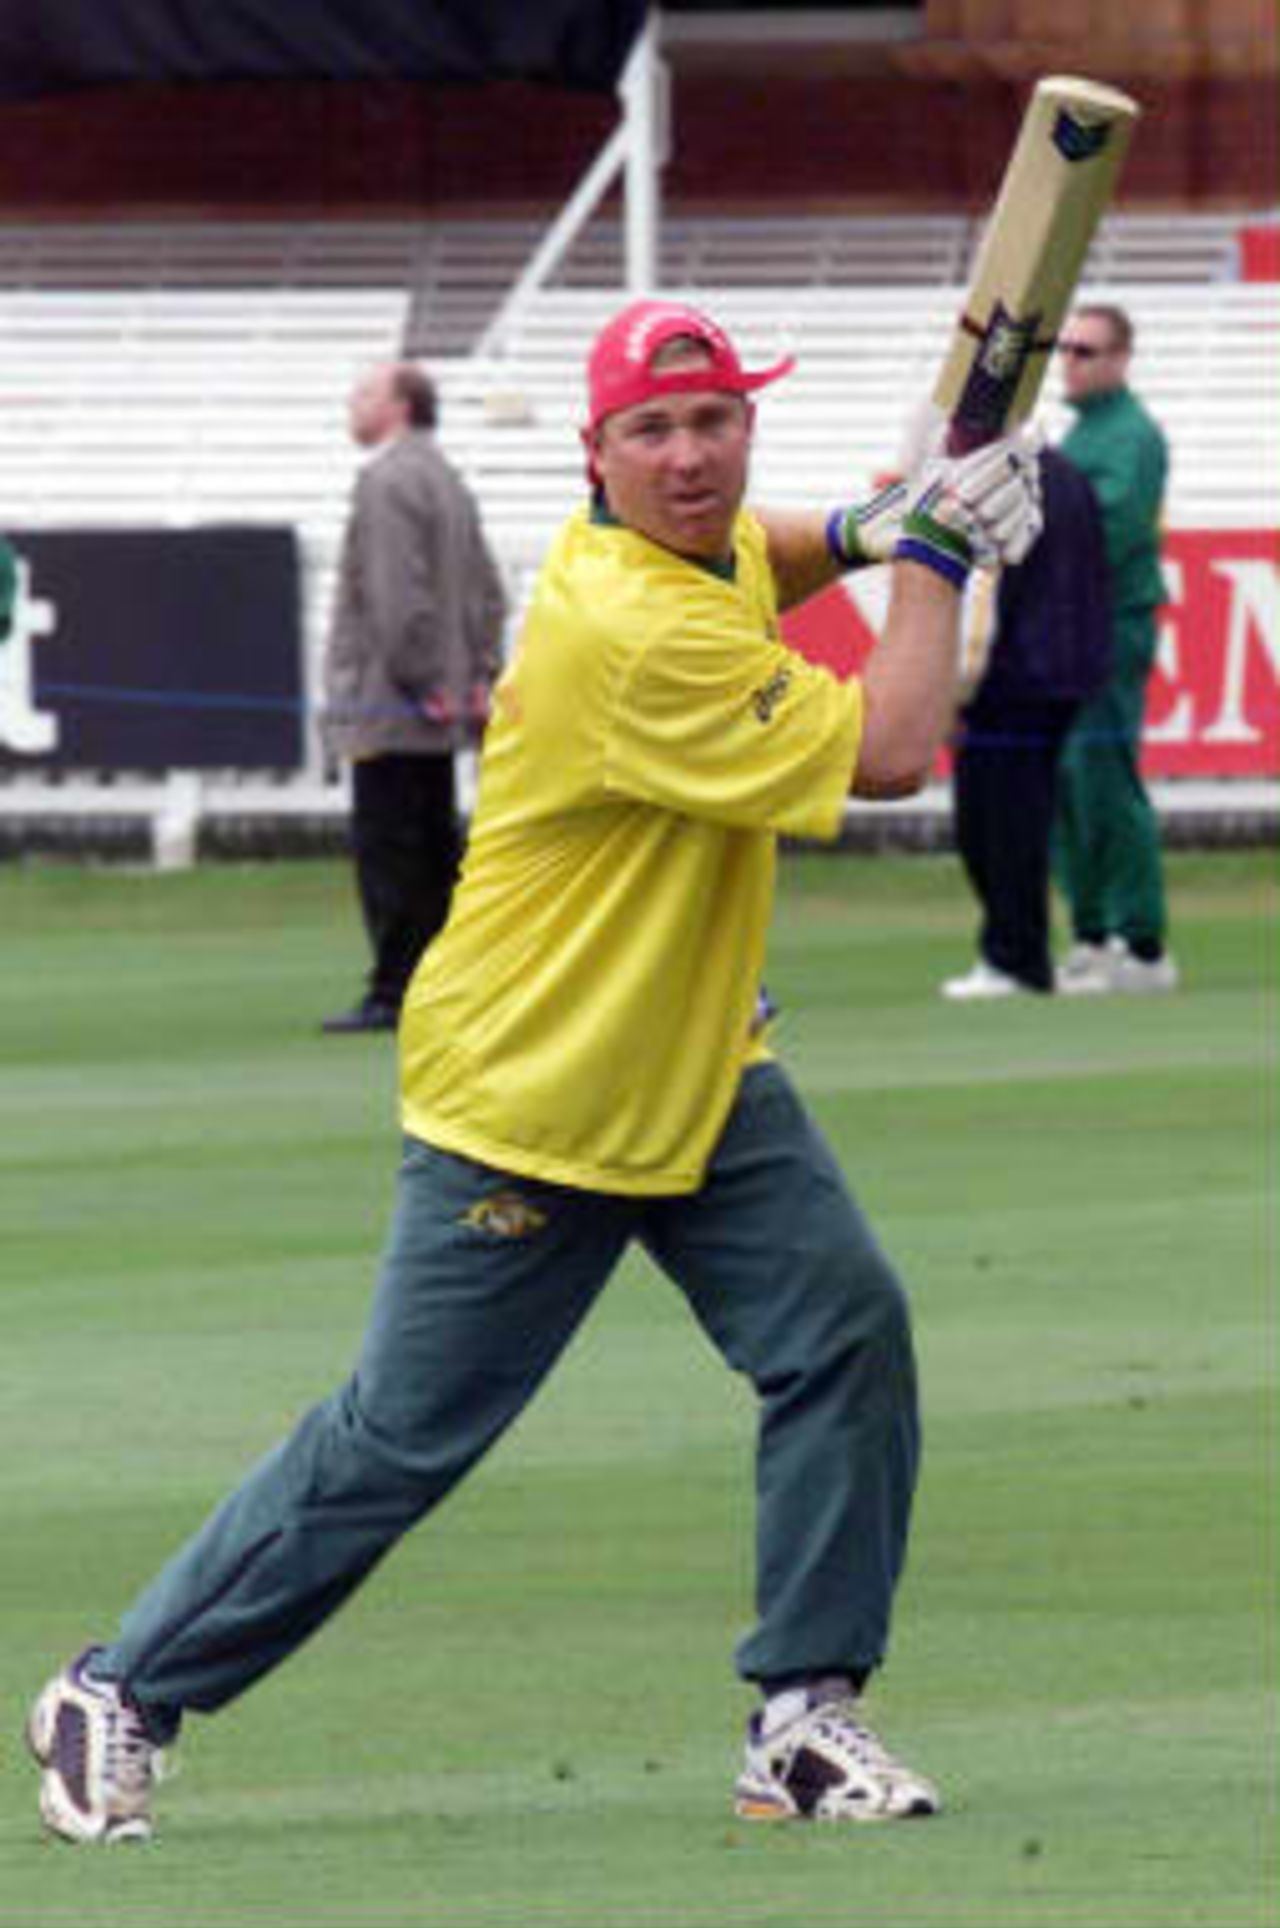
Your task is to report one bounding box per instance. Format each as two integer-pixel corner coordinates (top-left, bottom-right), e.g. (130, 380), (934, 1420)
(781, 528), (1280, 778)
(1148, 530), (1279, 776)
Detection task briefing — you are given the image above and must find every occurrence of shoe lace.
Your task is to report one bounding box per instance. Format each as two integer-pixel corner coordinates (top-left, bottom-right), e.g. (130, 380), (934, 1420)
(103, 1699), (163, 1808)
(809, 1697), (911, 1781)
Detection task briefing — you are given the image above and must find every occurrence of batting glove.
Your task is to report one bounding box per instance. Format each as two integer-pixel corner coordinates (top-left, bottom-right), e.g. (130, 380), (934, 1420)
(897, 428), (1044, 586)
(825, 479), (912, 571)
(825, 399), (965, 571)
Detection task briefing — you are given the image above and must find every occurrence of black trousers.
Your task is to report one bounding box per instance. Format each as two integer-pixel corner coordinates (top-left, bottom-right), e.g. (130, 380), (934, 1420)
(952, 692), (1081, 992)
(351, 753), (461, 1010)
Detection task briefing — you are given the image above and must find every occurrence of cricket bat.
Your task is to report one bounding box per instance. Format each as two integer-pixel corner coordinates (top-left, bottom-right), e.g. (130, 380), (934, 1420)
(934, 74), (1140, 453)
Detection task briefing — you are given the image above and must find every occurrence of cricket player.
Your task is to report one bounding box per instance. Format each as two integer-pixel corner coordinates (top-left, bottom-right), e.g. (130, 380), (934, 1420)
(28, 299), (1041, 1842)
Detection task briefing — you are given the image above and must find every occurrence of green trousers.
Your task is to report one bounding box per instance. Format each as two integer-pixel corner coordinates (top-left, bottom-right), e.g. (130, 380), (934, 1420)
(1055, 610), (1168, 952)
(102, 1063), (920, 1738)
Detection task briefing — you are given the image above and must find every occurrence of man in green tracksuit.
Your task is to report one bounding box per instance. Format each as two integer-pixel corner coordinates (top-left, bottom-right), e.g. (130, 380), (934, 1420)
(1053, 303), (1177, 996)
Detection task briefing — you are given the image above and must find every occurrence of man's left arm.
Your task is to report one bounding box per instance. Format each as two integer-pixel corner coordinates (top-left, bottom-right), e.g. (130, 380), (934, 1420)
(755, 509), (846, 610)
(469, 524), (509, 683)
(1065, 417), (1166, 578)
(758, 435), (1044, 796)
(757, 485), (912, 611)
(363, 469), (444, 702)
(458, 513), (509, 731)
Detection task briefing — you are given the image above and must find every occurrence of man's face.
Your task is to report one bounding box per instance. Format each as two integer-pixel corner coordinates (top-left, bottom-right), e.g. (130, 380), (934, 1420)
(586, 344), (754, 561)
(1057, 311), (1129, 405)
(348, 367), (404, 448)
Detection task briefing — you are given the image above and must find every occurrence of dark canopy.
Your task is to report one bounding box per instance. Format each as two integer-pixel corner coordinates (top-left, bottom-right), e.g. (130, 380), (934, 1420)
(0, 0), (650, 100)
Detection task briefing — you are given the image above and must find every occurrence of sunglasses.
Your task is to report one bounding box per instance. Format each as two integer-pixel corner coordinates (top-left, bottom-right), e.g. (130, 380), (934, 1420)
(1058, 341), (1108, 360)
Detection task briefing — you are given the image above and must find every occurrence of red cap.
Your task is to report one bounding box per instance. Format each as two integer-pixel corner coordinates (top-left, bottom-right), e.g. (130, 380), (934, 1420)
(585, 299), (795, 430)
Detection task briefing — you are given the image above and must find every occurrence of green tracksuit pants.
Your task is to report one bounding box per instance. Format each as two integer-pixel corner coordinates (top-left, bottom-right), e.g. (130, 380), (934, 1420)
(101, 1062), (920, 1739)
(1054, 610), (1168, 953)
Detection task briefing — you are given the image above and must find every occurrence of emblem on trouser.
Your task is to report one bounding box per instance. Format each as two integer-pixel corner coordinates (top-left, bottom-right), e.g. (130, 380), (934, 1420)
(461, 1190), (548, 1238)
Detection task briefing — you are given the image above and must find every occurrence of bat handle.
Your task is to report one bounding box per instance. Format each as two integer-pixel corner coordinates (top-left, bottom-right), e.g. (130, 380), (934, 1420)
(944, 416), (1000, 457)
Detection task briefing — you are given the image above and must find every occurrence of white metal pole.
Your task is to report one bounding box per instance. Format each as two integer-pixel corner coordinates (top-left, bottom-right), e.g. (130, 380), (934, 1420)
(622, 11), (669, 295)
(475, 121), (629, 358)
(472, 9), (668, 358)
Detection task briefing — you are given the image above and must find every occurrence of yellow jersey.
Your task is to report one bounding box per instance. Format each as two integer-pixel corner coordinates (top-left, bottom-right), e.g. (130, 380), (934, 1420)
(399, 505), (862, 1195)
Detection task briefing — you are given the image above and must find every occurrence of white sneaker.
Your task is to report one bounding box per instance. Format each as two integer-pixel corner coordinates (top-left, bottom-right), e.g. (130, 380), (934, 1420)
(1056, 940), (1112, 996)
(27, 1648), (164, 1843)
(734, 1682), (940, 1823)
(941, 960), (1022, 1001)
(1108, 947), (1179, 995)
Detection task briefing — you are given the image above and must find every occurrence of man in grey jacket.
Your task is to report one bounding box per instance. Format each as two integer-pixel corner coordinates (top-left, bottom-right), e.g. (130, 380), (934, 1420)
(322, 362), (508, 1033)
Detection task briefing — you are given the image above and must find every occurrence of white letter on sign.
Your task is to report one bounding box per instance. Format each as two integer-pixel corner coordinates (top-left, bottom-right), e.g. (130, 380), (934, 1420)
(0, 558), (59, 754)
(1203, 558), (1280, 746)
(1148, 560), (1193, 744)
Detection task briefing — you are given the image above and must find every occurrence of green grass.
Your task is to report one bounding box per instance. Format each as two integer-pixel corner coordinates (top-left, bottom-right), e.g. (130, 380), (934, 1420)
(0, 849), (1275, 1927)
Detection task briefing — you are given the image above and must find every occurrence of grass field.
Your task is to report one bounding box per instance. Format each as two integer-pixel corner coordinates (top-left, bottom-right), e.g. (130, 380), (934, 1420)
(0, 848), (1275, 1927)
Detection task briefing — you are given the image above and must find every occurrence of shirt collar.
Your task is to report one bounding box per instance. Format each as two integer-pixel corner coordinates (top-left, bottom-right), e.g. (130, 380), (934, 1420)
(588, 491), (738, 582)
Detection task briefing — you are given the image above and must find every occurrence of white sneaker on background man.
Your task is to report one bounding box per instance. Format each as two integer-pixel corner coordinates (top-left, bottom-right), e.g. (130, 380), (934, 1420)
(1108, 944), (1180, 994)
(1055, 940), (1113, 996)
(1057, 938), (1179, 997)
(940, 960), (1024, 1002)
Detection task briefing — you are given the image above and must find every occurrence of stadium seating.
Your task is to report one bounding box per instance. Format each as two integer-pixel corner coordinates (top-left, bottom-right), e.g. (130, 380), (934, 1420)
(0, 212), (1273, 847)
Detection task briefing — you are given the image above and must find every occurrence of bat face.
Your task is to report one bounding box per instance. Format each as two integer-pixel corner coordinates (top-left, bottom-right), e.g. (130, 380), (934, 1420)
(935, 75), (1140, 452)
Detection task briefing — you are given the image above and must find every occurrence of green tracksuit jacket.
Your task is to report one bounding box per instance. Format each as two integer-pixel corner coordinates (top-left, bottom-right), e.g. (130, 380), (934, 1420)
(0, 536), (17, 642)
(1063, 386), (1167, 636)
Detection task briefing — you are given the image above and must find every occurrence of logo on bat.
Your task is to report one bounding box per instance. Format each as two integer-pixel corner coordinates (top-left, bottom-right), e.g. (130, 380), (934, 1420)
(979, 315), (1030, 382)
(953, 303), (1051, 441)
(1052, 109), (1111, 164)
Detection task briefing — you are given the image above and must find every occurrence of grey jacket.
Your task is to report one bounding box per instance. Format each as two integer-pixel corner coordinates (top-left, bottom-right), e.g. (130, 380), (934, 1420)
(322, 429), (507, 759)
